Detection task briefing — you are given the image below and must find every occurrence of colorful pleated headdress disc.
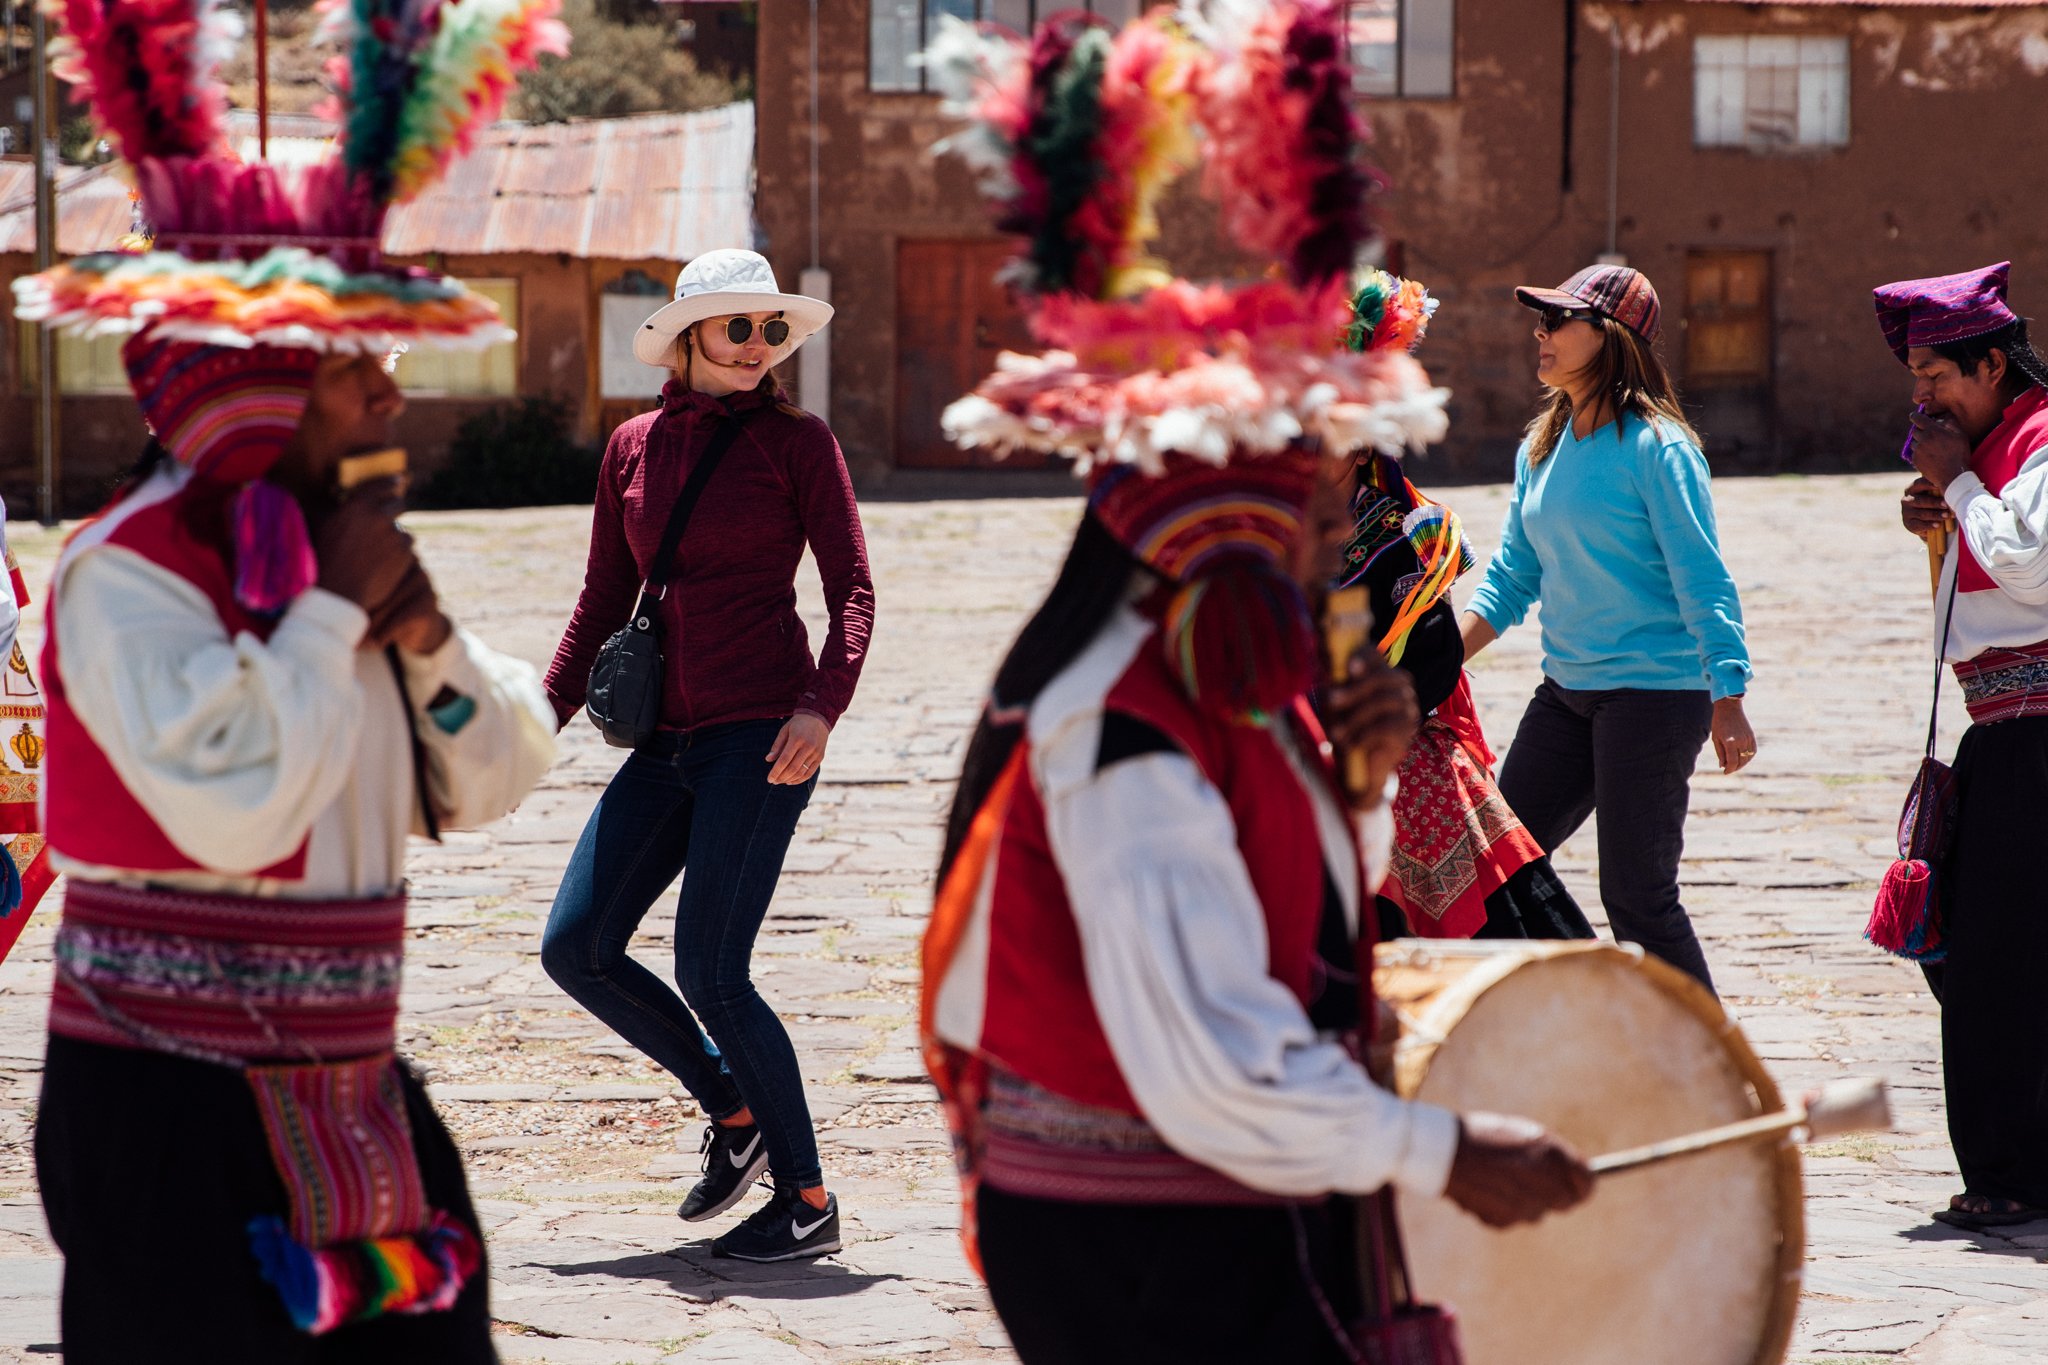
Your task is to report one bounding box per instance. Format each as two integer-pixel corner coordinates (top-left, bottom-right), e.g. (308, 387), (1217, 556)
(927, 0), (1451, 719)
(18, 0), (568, 612)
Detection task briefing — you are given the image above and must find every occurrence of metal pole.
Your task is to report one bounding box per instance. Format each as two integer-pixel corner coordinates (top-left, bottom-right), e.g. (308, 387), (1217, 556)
(32, 3), (56, 526)
(1605, 25), (1620, 258)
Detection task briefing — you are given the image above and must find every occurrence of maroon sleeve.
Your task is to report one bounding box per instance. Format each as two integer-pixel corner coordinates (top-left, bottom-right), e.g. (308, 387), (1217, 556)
(543, 431), (643, 728)
(790, 421), (875, 728)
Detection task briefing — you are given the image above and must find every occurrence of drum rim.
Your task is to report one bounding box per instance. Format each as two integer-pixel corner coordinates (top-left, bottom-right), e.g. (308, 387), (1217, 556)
(1373, 939), (1805, 1365)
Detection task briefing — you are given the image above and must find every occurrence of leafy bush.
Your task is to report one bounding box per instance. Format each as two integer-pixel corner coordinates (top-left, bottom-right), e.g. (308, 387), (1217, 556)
(416, 397), (601, 509)
(515, 0), (743, 122)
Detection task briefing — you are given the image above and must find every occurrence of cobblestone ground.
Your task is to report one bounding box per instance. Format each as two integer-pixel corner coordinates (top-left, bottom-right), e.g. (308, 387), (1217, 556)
(0, 471), (2042, 1363)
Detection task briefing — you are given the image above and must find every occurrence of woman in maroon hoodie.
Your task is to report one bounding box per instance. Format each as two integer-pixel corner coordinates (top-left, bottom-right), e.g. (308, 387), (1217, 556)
(542, 250), (874, 1263)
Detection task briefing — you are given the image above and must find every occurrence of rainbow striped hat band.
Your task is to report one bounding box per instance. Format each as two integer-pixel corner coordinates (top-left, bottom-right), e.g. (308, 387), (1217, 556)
(1089, 453), (1316, 584)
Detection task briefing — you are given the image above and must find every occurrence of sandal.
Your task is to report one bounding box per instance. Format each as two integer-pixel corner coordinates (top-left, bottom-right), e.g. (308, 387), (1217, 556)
(1932, 1194), (2048, 1230)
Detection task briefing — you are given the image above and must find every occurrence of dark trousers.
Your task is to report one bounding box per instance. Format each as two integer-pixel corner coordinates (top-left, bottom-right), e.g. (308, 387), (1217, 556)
(36, 1036), (494, 1365)
(977, 1185), (1356, 1365)
(1929, 716), (2048, 1207)
(1496, 679), (1717, 991)
(541, 719), (824, 1187)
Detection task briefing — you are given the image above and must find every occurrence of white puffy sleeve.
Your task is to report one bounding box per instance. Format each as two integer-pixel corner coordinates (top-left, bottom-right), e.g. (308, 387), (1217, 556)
(1035, 709), (1460, 1200)
(1947, 446), (2048, 604)
(398, 626), (557, 832)
(54, 545), (368, 873)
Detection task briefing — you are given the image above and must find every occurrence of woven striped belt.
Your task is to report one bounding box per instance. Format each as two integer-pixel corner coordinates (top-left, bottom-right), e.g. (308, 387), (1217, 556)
(981, 1067), (1292, 1207)
(1954, 641), (2048, 726)
(49, 880), (405, 1066)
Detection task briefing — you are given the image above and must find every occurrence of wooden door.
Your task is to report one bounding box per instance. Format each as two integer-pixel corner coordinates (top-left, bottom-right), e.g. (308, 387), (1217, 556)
(895, 238), (1048, 469)
(1682, 250), (1775, 463)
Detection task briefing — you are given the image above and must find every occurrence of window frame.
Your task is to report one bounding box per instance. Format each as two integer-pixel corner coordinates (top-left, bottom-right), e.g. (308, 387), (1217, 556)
(1348, 0), (1456, 102)
(1692, 33), (1850, 154)
(392, 278), (522, 399)
(16, 320), (133, 397)
(869, 0), (1145, 95)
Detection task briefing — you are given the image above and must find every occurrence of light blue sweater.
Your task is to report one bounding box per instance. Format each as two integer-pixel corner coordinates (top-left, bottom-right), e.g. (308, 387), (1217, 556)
(1466, 413), (1752, 701)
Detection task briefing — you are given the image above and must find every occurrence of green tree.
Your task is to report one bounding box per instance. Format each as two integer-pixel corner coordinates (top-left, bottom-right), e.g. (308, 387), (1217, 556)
(514, 0), (742, 123)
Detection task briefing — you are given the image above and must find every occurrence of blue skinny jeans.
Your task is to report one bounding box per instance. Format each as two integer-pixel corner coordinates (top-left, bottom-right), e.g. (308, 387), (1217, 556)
(541, 719), (823, 1188)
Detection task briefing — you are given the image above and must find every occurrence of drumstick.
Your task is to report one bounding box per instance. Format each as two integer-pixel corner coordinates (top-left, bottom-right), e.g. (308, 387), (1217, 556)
(1589, 1078), (1891, 1177)
(1927, 523), (1946, 597)
(1323, 585), (1375, 803)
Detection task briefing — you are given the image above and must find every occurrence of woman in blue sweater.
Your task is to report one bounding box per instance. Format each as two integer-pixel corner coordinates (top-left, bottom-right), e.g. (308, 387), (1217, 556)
(1458, 265), (1755, 992)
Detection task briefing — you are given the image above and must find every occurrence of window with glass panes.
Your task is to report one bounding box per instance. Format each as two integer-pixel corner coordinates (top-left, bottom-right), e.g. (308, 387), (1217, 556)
(17, 322), (131, 396)
(1347, 0), (1454, 100)
(1693, 35), (1849, 151)
(870, 0), (1143, 93)
(394, 279), (520, 396)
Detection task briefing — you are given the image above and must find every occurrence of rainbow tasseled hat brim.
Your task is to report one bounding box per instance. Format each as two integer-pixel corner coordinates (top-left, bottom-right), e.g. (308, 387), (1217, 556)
(14, 247), (512, 355)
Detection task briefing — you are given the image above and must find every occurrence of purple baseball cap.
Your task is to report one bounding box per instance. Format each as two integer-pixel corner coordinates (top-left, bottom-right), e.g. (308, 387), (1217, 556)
(1873, 262), (2018, 364)
(1515, 265), (1662, 343)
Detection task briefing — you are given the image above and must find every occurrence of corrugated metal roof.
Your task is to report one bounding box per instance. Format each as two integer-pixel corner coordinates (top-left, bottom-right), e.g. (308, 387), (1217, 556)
(0, 104), (755, 262)
(389, 104), (756, 260)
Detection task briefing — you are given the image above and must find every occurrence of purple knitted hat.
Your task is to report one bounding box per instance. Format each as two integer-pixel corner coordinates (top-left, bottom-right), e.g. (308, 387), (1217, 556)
(1873, 262), (2018, 364)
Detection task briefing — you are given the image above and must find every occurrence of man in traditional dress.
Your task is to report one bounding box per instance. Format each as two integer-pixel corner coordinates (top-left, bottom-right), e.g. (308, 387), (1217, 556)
(17, 0), (564, 1357)
(1882, 261), (2048, 1229)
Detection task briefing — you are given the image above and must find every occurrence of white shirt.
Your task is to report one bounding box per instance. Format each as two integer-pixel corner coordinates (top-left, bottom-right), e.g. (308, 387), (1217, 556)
(1941, 442), (2048, 661)
(1020, 603), (1460, 1201)
(48, 473), (556, 898)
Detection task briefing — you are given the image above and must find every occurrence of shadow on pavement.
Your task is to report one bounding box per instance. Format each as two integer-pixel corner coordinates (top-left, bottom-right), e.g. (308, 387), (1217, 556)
(535, 1247), (901, 1300)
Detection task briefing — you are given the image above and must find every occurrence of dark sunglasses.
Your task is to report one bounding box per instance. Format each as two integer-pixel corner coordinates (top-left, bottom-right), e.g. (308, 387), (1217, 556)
(721, 315), (791, 347)
(1536, 304), (1599, 334)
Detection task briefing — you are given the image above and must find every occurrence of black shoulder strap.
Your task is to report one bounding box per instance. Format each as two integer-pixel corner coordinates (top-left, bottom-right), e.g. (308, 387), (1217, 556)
(1927, 559), (1961, 758)
(644, 407), (758, 599)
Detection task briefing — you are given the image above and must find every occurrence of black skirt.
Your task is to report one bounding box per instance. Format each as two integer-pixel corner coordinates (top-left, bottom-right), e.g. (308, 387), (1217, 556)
(1930, 715), (2048, 1208)
(35, 1035), (497, 1365)
(1376, 857), (1597, 943)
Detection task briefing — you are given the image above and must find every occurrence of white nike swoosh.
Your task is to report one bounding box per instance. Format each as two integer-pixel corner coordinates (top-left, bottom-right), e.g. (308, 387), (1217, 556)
(728, 1134), (763, 1168)
(791, 1209), (831, 1239)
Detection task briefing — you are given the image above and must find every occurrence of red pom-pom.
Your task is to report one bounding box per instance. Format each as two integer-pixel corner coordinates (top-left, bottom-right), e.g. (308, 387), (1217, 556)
(1161, 564), (1316, 724)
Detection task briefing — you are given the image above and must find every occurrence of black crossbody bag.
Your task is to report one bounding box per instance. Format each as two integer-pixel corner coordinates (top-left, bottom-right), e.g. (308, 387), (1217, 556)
(586, 410), (756, 749)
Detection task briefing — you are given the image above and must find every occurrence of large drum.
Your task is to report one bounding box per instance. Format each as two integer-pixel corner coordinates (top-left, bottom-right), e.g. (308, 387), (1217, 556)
(1374, 940), (1802, 1365)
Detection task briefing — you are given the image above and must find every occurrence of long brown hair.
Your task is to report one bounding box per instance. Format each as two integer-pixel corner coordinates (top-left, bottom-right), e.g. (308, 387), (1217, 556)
(1525, 315), (1699, 465)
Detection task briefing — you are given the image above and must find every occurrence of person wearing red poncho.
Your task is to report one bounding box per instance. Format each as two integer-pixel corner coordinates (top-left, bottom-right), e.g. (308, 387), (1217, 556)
(15, 0), (564, 1358)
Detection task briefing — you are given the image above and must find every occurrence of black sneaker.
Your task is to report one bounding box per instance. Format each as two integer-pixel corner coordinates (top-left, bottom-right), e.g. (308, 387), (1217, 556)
(677, 1122), (769, 1223)
(711, 1184), (840, 1262)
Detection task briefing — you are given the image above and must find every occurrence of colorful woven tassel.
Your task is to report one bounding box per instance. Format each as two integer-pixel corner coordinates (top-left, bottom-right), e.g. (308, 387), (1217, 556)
(1865, 859), (1947, 964)
(249, 1209), (482, 1335)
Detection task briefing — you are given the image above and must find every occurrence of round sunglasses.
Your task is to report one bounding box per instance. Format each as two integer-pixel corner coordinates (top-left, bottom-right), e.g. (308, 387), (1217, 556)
(717, 315), (791, 348)
(1535, 304), (1599, 334)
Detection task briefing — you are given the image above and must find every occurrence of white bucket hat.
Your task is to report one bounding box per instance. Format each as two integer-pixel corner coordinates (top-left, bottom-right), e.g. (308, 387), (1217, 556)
(634, 249), (835, 368)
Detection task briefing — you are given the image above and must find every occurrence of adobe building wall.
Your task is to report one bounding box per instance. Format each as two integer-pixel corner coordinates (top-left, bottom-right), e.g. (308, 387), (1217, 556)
(1373, 0), (2048, 480)
(760, 1), (2048, 484)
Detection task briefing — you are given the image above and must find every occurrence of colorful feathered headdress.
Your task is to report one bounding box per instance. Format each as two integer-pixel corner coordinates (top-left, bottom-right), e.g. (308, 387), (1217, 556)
(926, 0), (1449, 474)
(14, 0), (568, 354)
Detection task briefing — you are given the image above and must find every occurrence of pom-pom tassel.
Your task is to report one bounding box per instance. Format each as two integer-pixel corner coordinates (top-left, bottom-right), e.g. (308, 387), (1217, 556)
(250, 1210), (483, 1335)
(1161, 565), (1318, 724)
(1864, 859), (1947, 963)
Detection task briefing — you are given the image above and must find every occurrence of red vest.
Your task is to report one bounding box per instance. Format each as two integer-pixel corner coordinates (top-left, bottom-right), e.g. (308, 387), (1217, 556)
(1960, 388), (2048, 594)
(43, 475), (310, 880)
(968, 632), (1350, 1115)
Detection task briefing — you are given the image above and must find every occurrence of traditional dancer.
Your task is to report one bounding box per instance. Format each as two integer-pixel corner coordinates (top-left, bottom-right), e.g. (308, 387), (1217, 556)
(1879, 262), (2048, 1229)
(542, 248), (872, 1262)
(1340, 274), (1594, 942)
(1460, 265), (1755, 992)
(19, 0), (563, 1358)
(922, 10), (1590, 1362)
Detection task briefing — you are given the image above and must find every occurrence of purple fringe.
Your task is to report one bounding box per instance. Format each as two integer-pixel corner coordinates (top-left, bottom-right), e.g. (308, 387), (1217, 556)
(230, 481), (318, 616)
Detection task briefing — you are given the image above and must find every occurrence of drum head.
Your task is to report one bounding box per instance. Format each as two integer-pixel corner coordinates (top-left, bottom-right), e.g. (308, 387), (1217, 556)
(1385, 943), (1800, 1365)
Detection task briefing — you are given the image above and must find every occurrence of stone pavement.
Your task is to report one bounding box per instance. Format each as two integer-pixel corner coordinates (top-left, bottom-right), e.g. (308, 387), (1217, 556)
(0, 471), (2041, 1363)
